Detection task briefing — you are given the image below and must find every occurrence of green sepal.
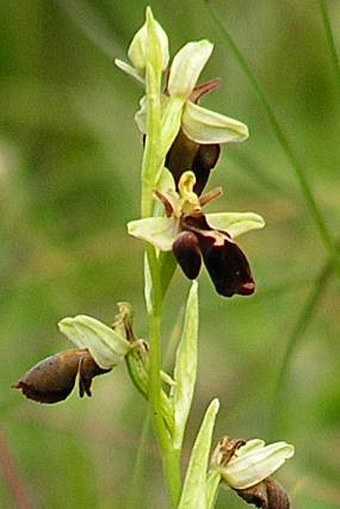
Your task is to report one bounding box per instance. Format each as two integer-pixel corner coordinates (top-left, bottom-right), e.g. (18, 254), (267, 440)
(182, 101), (249, 144)
(167, 40), (213, 99)
(128, 216), (177, 251)
(206, 212), (265, 238)
(58, 315), (131, 370)
(160, 96), (185, 156)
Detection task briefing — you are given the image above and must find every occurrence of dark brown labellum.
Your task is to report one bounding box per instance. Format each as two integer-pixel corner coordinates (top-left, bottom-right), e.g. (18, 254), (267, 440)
(172, 231), (202, 280)
(77, 353), (110, 398)
(191, 143), (220, 196)
(165, 130), (220, 195)
(12, 349), (110, 404)
(180, 212), (255, 298)
(235, 478), (291, 509)
(201, 234), (255, 297)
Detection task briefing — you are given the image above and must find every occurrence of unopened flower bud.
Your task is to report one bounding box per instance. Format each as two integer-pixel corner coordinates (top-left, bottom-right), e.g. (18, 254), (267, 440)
(128, 7), (169, 72)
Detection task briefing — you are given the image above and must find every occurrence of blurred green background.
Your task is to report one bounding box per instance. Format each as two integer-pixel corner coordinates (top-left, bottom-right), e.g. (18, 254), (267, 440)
(1, 0), (340, 508)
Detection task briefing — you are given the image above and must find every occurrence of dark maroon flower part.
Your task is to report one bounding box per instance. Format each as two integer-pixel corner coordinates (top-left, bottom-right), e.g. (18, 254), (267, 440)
(165, 129), (220, 196)
(235, 478), (291, 509)
(172, 231), (202, 279)
(13, 349), (111, 404)
(172, 212), (255, 297)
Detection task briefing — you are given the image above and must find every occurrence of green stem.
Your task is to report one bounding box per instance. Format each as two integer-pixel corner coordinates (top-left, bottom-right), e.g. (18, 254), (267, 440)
(140, 12), (182, 506)
(318, 0), (340, 87)
(163, 447), (182, 509)
(206, 2), (340, 278)
(147, 246), (182, 507)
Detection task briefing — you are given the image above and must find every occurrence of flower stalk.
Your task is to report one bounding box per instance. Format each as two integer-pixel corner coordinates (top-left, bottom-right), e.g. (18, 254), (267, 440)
(138, 10), (182, 505)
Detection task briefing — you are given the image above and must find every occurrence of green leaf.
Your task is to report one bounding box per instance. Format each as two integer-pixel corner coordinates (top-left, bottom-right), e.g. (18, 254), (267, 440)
(127, 216), (176, 251)
(58, 315), (131, 370)
(178, 398), (220, 509)
(171, 281), (199, 450)
(206, 212), (265, 238)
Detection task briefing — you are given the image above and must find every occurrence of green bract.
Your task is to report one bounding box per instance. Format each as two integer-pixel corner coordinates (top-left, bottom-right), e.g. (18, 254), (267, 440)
(171, 282), (199, 450)
(178, 399), (220, 509)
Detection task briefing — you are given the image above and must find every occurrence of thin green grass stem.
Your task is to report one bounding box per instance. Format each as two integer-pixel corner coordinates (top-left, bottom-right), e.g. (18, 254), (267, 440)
(126, 411), (151, 509)
(270, 260), (332, 434)
(318, 0), (340, 88)
(55, 0), (123, 59)
(206, 2), (340, 278)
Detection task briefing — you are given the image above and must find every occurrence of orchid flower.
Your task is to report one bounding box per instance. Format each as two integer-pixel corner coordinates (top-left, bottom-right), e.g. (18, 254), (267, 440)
(128, 171), (265, 297)
(211, 437), (295, 490)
